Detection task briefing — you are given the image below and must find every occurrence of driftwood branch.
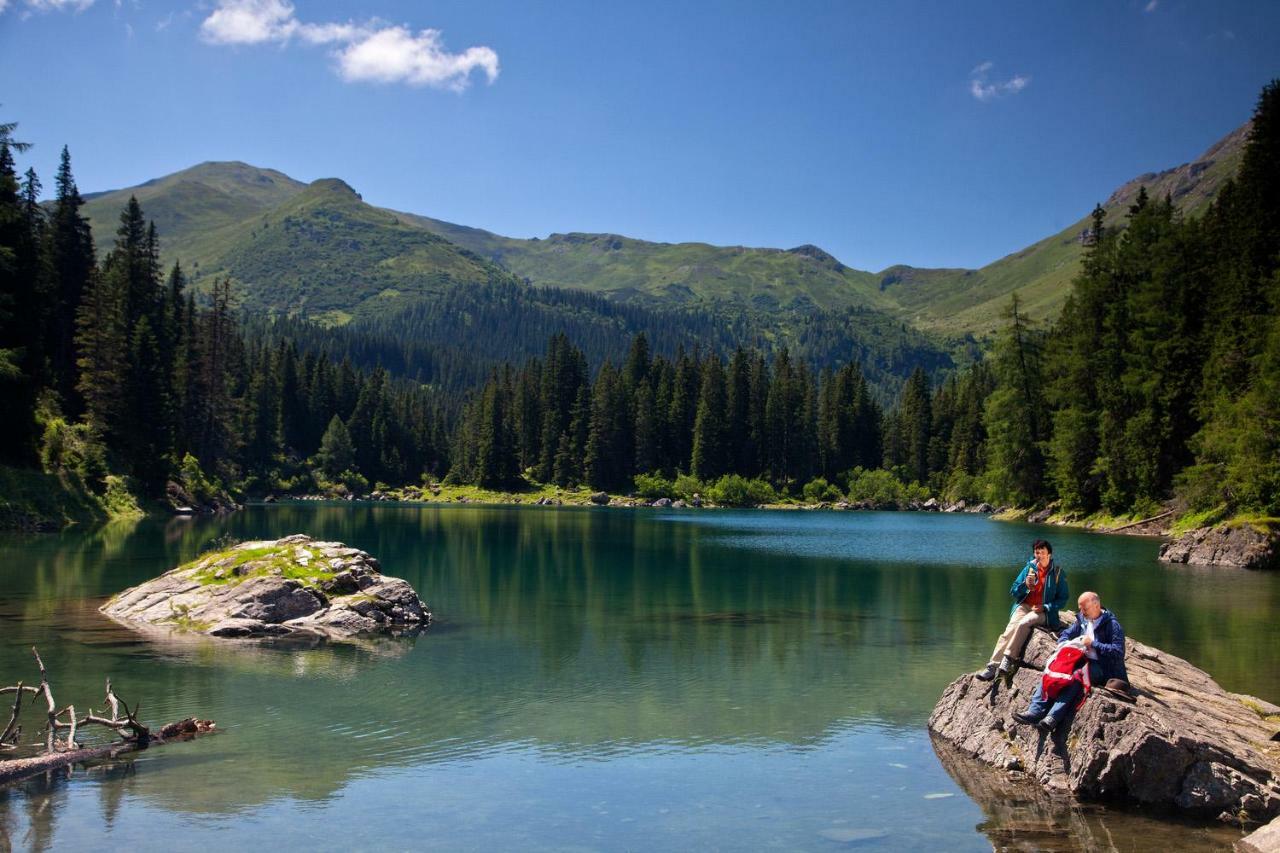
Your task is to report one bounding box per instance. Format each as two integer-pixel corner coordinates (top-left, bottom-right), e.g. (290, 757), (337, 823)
(1111, 509), (1176, 532)
(0, 648), (215, 788)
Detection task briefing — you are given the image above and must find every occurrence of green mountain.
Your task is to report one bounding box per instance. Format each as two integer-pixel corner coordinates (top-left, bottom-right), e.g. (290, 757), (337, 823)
(84, 168), (514, 323)
(874, 122), (1250, 334)
(78, 120), (1248, 338)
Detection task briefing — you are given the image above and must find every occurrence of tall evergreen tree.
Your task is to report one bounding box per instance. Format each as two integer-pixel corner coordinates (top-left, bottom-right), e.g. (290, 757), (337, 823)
(690, 355), (730, 480)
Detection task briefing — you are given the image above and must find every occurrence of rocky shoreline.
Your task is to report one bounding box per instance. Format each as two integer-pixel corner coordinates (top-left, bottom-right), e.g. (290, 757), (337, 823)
(928, 613), (1280, 829)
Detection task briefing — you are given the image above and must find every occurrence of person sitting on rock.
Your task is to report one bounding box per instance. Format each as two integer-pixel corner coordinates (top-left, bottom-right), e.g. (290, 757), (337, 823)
(1013, 591), (1128, 732)
(976, 539), (1068, 682)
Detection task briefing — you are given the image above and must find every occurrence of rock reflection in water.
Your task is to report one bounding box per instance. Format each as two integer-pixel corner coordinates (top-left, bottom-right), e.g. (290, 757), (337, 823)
(931, 736), (1246, 851)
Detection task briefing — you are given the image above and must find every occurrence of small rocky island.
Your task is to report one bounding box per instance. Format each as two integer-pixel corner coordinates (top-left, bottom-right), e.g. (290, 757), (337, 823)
(101, 534), (430, 640)
(928, 616), (1280, 835)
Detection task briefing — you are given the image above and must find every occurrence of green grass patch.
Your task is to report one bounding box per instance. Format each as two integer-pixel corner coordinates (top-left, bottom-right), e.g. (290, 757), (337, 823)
(188, 544), (339, 588)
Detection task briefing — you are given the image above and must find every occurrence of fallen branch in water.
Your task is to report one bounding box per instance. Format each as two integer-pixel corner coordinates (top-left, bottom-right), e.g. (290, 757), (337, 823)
(0, 647), (215, 787)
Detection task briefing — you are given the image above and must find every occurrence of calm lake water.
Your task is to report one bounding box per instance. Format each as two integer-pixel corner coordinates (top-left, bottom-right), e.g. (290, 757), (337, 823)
(1, 505), (1275, 851)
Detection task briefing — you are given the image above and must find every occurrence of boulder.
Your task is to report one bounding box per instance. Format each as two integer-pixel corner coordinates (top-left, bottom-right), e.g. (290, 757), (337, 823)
(971, 502), (996, 514)
(589, 491), (610, 505)
(1238, 815), (1280, 852)
(651, 497), (672, 507)
(922, 498), (939, 511)
(946, 500), (967, 513)
(101, 534), (431, 641)
(928, 615), (1280, 826)
(1027, 507), (1054, 524)
(1160, 524), (1279, 571)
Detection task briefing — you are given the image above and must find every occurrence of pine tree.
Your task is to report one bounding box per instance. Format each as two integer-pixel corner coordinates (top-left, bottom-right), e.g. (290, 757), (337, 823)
(317, 414), (356, 478)
(983, 293), (1048, 506)
(898, 367), (932, 484)
(45, 147), (96, 413)
(690, 355), (729, 480)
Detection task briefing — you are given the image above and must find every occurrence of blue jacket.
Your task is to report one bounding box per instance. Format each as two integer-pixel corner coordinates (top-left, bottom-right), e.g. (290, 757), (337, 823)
(1058, 609), (1128, 683)
(1009, 557), (1068, 628)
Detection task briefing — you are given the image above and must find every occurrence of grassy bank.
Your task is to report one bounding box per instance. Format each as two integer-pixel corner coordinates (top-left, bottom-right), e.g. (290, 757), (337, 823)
(0, 465), (144, 531)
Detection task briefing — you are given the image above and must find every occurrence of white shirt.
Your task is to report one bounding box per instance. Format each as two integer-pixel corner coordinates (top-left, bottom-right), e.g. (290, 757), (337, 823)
(1082, 616), (1100, 659)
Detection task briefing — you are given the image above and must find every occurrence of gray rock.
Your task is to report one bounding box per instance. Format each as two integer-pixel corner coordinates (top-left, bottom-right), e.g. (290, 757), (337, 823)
(1160, 524), (1279, 570)
(1027, 507), (1053, 524)
(922, 498), (939, 510)
(970, 502), (996, 513)
(1237, 815), (1280, 853)
(928, 614), (1280, 826)
(945, 500), (967, 513)
(672, 500), (687, 508)
(589, 491), (610, 505)
(651, 497), (672, 507)
(101, 534), (431, 641)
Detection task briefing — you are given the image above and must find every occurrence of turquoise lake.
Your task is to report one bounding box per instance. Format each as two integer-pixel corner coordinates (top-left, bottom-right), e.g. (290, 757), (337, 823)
(1, 505), (1275, 850)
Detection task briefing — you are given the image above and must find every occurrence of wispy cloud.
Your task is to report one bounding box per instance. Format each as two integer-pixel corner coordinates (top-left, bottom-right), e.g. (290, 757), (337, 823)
(1144, 0), (1158, 12)
(199, 0), (499, 91)
(10, 0), (96, 11)
(969, 61), (1030, 102)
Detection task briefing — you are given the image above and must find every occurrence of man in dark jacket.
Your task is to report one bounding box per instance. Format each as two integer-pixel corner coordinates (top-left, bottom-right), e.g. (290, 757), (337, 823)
(976, 539), (1068, 681)
(1013, 591), (1127, 731)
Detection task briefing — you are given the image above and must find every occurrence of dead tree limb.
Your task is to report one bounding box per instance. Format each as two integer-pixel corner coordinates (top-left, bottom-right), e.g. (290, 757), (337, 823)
(0, 648), (215, 788)
(1111, 509), (1176, 532)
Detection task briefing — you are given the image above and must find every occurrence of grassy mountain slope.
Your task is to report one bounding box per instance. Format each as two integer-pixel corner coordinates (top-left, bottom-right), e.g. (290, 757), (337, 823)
(875, 122), (1250, 335)
(394, 209), (893, 313)
(81, 161), (306, 261)
(75, 119), (1248, 340)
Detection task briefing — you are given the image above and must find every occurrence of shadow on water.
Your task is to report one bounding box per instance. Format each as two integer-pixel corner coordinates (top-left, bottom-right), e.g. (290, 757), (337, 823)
(0, 504), (1276, 846)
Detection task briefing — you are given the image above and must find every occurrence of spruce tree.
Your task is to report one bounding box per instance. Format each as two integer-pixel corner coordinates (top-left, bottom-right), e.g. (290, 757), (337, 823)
(317, 414), (356, 479)
(690, 355), (729, 480)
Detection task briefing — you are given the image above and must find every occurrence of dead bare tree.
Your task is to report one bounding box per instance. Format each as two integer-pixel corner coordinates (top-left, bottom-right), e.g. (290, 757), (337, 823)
(0, 647), (215, 787)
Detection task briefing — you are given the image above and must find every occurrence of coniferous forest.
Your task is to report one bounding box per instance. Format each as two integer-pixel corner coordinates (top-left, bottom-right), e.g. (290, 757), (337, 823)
(0, 81), (1277, 523)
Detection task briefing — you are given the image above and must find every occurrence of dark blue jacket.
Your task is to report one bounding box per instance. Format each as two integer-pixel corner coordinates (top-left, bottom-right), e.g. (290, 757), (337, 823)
(1058, 609), (1128, 683)
(1009, 558), (1068, 628)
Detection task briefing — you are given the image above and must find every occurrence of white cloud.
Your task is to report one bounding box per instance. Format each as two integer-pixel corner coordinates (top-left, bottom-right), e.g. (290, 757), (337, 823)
(199, 0), (499, 91)
(1144, 0), (1158, 12)
(21, 0), (95, 10)
(199, 0), (296, 45)
(336, 26), (499, 90)
(969, 62), (1030, 102)
(0, 0), (9, 12)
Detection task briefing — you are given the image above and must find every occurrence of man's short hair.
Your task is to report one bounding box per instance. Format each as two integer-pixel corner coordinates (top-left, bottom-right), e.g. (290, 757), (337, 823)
(1032, 539), (1053, 554)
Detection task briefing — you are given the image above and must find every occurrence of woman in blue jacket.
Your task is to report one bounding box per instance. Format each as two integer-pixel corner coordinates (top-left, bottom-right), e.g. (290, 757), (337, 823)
(975, 539), (1069, 681)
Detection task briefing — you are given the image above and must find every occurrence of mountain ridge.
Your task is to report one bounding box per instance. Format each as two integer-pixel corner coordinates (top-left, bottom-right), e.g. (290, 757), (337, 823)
(76, 119), (1250, 337)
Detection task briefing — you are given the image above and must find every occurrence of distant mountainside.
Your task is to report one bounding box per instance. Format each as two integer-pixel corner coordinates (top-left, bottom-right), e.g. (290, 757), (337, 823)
(873, 122), (1250, 334)
(78, 161), (954, 398)
(78, 119), (1249, 340)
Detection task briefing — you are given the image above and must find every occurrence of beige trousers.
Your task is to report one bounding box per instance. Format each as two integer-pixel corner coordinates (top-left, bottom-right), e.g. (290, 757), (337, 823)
(988, 604), (1045, 665)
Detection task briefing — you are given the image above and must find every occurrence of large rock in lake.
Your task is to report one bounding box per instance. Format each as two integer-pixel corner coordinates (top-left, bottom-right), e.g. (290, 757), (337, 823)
(1159, 523), (1279, 571)
(928, 615), (1280, 827)
(102, 534), (430, 640)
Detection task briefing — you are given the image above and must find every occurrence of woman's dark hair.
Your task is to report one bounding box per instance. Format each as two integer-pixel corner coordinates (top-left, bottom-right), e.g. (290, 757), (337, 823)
(1032, 539), (1053, 554)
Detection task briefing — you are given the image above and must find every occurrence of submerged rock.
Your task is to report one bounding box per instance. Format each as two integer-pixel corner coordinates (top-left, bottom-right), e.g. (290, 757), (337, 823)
(101, 534), (431, 640)
(1159, 523), (1279, 571)
(928, 615), (1280, 827)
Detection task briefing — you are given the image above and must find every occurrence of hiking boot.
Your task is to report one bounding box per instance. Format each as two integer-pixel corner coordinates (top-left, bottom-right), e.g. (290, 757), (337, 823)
(997, 655), (1015, 674)
(975, 663), (998, 681)
(1037, 715), (1058, 733)
(1012, 711), (1041, 725)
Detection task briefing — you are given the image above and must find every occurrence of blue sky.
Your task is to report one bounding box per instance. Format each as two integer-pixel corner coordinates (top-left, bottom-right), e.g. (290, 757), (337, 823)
(1, 1), (1277, 270)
